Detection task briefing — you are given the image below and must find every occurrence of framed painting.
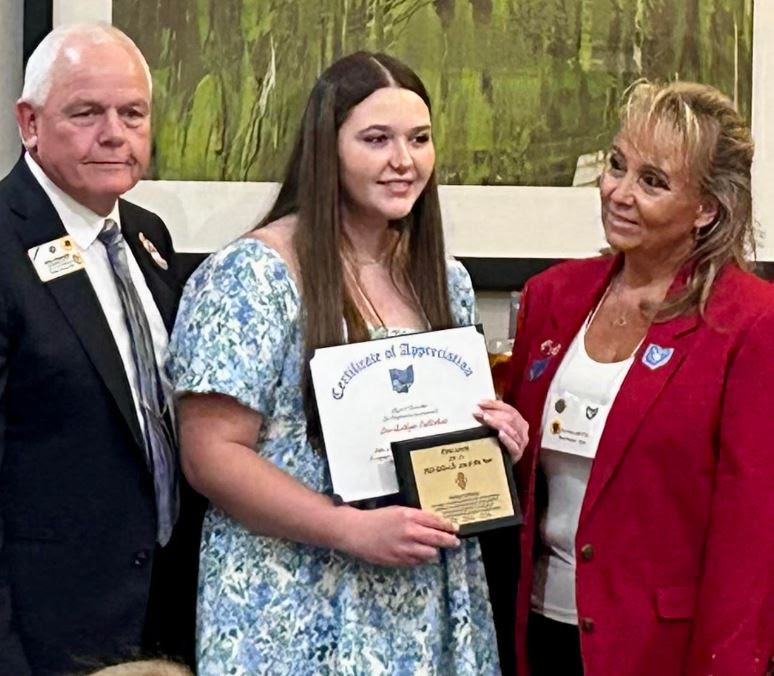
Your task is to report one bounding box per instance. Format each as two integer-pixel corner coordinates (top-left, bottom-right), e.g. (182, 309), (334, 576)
(45, 0), (772, 290)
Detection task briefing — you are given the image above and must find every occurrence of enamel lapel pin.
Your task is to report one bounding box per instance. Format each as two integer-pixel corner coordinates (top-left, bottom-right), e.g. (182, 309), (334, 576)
(641, 343), (674, 370)
(528, 339), (563, 381)
(138, 232), (169, 271)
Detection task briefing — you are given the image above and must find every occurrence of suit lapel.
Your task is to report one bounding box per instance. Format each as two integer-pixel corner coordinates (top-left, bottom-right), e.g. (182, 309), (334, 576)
(534, 258), (620, 391)
(119, 203), (177, 333)
(581, 307), (701, 521)
(6, 161), (145, 450)
(517, 257), (621, 460)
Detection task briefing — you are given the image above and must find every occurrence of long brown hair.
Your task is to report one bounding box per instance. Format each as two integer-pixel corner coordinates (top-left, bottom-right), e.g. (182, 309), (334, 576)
(254, 52), (454, 441)
(617, 81), (755, 320)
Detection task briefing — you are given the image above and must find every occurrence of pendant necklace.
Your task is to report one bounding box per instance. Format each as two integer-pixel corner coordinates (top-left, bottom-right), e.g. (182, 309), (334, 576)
(341, 252), (430, 331)
(342, 253), (387, 329)
(345, 250), (389, 267)
(606, 275), (629, 328)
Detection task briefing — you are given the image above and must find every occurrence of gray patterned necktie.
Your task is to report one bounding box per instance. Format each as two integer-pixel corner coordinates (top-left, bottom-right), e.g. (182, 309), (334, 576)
(99, 218), (178, 545)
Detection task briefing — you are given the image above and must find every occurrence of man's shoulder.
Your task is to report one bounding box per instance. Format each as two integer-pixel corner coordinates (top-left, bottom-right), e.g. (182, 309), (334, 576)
(118, 198), (174, 251)
(119, 197), (166, 228)
(0, 162), (46, 248)
(0, 157), (38, 205)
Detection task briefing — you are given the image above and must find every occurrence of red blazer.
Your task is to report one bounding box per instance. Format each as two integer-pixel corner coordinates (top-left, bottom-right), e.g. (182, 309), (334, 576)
(505, 255), (774, 676)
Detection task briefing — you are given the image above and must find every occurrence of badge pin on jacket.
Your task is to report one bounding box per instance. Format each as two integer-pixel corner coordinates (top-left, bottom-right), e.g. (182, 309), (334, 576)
(642, 343), (674, 370)
(139, 232), (169, 271)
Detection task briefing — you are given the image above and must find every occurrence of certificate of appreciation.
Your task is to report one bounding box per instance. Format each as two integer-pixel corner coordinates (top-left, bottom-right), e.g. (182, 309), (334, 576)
(310, 325), (496, 503)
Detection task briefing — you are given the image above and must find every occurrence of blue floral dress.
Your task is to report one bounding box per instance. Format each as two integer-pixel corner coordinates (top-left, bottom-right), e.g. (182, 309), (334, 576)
(168, 238), (500, 676)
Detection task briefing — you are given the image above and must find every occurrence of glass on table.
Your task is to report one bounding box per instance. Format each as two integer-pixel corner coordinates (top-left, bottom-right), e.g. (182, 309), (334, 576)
(487, 337), (514, 399)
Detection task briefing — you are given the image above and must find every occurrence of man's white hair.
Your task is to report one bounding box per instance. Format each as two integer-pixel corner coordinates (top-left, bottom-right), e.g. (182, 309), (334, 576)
(20, 23), (152, 107)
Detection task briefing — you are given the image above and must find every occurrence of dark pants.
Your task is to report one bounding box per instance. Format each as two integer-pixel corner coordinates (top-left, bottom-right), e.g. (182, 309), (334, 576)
(528, 612), (584, 676)
(143, 479), (207, 668)
(479, 526), (521, 675)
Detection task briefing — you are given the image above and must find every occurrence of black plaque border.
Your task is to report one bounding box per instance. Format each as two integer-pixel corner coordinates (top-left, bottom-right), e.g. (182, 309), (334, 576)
(391, 426), (522, 537)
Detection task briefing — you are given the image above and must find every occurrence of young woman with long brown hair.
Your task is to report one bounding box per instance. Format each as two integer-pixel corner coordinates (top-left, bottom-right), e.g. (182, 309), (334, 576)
(168, 52), (527, 675)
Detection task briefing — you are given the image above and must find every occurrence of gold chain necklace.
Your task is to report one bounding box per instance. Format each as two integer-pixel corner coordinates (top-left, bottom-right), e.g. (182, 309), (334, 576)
(345, 250), (390, 267)
(340, 253), (430, 332)
(604, 274), (629, 328)
(341, 254), (387, 329)
(605, 274), (664, 328)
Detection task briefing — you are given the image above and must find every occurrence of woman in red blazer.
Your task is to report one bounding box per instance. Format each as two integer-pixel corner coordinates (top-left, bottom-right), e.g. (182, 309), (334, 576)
(503, 82), (774, 675)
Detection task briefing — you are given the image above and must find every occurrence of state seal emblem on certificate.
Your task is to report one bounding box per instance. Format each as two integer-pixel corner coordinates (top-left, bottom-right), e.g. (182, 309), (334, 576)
(310, 325), (523, 535)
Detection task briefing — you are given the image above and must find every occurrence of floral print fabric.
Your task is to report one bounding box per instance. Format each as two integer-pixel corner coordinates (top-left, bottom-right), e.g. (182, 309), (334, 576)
(168, 238), (499, 676)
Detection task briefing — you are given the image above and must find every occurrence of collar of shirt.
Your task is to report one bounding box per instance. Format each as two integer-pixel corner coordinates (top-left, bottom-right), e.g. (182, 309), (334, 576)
(24, 153), (121, 251)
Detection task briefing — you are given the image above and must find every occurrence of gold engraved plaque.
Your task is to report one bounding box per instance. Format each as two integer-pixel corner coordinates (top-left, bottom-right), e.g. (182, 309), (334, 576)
(392, 427), (522, 536)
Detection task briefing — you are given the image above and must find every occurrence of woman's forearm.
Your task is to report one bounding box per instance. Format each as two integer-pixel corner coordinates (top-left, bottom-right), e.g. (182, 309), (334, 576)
(184, 437), (358, 551)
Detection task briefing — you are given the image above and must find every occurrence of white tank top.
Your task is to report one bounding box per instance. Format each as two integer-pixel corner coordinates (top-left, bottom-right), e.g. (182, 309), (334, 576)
(531, 315), (637, 624)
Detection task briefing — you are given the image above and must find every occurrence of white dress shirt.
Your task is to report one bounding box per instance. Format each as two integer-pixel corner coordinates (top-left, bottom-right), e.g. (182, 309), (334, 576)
(25, 153), (172, 435)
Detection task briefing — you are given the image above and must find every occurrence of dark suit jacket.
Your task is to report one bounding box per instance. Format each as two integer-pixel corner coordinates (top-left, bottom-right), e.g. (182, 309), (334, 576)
(505, 255), (774, 676)
(0, 158), (199, 674)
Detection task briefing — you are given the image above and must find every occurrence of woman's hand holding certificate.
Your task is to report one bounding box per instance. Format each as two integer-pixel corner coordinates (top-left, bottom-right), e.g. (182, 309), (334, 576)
(473, 399), (530, 463)
(312, 325), (526, 535)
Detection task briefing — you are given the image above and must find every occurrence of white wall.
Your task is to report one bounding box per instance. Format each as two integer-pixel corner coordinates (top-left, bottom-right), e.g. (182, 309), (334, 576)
(53, 0), (110, 24)
(0, 1), (24, 176)
(752, 0), (774, 258)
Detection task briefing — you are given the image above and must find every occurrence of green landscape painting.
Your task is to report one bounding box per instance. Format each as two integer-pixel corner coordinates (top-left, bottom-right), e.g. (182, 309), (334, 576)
(113, 0), (753, 185)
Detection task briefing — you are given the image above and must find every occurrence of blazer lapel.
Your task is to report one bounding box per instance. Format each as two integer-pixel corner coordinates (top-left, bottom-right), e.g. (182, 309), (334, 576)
(517, 256), (621, 460)
(6, 162), (145, 450)
(581, 311), (700, 521)
(119, 205), (177, 333)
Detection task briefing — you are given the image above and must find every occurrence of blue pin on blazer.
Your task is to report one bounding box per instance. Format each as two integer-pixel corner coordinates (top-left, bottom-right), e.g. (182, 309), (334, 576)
(642, 343), (674, 370)
(528, 357), (550, 381)
(527, 339), (562, 381)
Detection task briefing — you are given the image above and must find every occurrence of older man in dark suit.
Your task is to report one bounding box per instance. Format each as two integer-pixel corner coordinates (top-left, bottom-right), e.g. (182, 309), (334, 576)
(0, 23), (200, 674)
